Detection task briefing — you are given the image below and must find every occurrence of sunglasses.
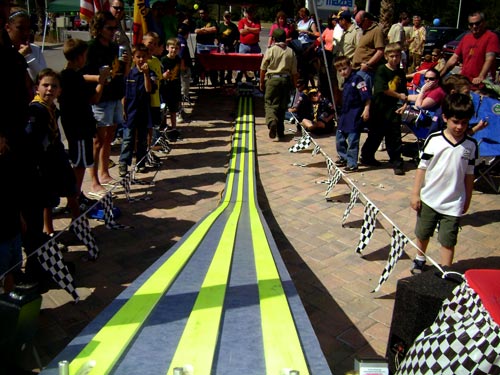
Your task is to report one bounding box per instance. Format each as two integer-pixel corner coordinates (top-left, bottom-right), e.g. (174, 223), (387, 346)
(112, 5), (124, 11)
(468, 20), (482, 27)
(424, 76), (437, 81)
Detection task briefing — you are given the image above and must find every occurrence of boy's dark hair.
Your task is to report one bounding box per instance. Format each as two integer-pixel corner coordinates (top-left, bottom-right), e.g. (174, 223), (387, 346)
(63, 38), (88, 61)
(334, 55), (351, 70)
(36, 68), (61, 85)
(442, 93), (475, 120)
(131, 43), (149, 56)
(442, 74), (471, 95)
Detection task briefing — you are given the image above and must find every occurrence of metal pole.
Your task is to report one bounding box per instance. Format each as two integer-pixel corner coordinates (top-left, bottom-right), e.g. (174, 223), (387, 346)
(456, 0), (462, 28)
(366, 0), (371, 13)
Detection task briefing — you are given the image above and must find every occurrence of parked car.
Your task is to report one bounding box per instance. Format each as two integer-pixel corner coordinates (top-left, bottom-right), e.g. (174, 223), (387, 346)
(423, 26), (464, 55)
(442, 29), (500, 69)
(73, 16), (88, 31)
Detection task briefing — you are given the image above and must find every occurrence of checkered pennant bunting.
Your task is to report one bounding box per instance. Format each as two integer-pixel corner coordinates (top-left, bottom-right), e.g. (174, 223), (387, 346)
(102, 192), (132, 229)
(325, 168), (343, 196)
(37, 240), (79, 301)
(373, 226), (408, 292)
(70, 215), (99, 260)
(342, 187), (360, 225)
(157, 134), (171, 154)
(326, 157), (335, 178)
(396, 281), (500, 375)
(288, 133), (311, 153)
(120, 172), (133, 200)
(355, 201), (380, 254)
(120, 171), (153, 202)
(311, 144), (321, 157)
(146, 151), (161, 169)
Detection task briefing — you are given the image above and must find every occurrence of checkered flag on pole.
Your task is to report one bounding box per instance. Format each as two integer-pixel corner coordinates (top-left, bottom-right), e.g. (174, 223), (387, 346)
(342, 187), (360, 225)
(373, 226), (409, 292)
(355, 201), (380, 254)
(37, 240), (79, 301)
(311, 144), (321, 157)
(70, 215), (99, 260)
(396, 280), (500, 375)
(102, 192), (132, 229)
(157, 134), (171, 154)
(326, 156), (335, 178)
(325, 168), (343, 196)
(120, 172), (132, 200)
(288, 133), (311, 153)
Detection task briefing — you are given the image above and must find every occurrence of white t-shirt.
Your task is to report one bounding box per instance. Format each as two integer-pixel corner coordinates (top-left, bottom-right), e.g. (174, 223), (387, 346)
(419, 131), (477, 216)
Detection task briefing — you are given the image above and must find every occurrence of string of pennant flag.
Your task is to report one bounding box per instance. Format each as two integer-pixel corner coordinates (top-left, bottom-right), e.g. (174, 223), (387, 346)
(288, 125), (461, 292)
(1, 130), (172, 301)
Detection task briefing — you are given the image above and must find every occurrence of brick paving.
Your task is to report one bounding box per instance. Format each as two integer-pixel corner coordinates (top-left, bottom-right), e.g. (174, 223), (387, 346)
(25, 87), (500, 374)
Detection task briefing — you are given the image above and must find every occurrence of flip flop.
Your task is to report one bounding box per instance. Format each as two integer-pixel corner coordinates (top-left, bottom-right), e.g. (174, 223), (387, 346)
(87, 190), (115, 199)
(101, 179), (119, 187)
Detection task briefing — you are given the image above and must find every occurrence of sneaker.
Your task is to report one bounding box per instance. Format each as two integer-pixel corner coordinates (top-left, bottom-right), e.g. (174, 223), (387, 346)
(410, 259), (426, 275)
(111, 137), (122, 146)
(119, 164), (128, 177)
(108, 159), (116, 168)
(360, 157), (382, 167)
(344, 166), (359, 172)
(268, 120), (277, 139)
(335, 158), (347, 167)
(393, 162), (405, 176)
(137, 165), (148, 173)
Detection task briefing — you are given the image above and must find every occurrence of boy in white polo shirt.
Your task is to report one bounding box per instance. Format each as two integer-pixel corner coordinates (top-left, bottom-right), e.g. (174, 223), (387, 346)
(410, 93), (479, 274)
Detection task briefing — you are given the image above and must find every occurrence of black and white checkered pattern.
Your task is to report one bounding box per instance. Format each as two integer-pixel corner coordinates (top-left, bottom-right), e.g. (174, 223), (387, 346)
(157, 134), (171, 154)
(325, 168), (343, 196)
(342, 187), (360, 225)
(311, 144), (321, 157)
(70, 215), (99, 260)
(396, 281), (500, 374)
(326, 156), (335, 178)
(288, 134), (311, 153)
(102, 192), (132, 229)
(355, 201), (380, 254)
(373, 226), (408, 292)
(37, 240), (79, 301)
(121, 170), (153, 201)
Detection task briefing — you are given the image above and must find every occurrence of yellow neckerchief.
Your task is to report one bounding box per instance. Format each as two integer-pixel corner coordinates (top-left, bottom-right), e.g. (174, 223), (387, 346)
(313, 102), (319, 121)
(31, 93), (60, 142)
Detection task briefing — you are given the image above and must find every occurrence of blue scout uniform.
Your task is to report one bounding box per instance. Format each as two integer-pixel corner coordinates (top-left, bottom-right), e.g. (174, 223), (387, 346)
(339, 71), (371, 133)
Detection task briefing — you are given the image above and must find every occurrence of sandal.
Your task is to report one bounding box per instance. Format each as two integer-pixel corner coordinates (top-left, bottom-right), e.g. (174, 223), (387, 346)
(87, 190), (115, 199)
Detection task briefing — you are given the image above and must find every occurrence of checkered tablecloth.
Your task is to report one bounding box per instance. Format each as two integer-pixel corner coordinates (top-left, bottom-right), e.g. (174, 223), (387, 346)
(396, 279), (500, 374)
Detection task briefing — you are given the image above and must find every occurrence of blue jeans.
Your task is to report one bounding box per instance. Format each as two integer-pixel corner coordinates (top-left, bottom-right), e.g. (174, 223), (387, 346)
(119, 127), (148, 167)
(0, 233), (22, 278)
(336, 129), (360, 168)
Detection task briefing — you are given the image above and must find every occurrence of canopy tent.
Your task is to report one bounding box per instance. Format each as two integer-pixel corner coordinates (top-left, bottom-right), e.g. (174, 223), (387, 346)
(47, 0), (80, 13)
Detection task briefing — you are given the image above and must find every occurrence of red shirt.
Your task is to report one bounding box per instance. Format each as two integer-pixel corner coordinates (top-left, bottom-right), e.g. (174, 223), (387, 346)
(238, 17), (261, 45)
(456, 30), (500, 81)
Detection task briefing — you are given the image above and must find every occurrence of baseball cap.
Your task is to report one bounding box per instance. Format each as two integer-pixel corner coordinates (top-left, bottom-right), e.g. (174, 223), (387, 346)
(272, 28), (286, 42)
(338, 10), (352, 20)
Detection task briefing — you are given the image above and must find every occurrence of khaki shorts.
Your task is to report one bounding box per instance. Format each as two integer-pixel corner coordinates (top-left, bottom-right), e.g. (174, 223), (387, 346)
(415, 201), (460, 248)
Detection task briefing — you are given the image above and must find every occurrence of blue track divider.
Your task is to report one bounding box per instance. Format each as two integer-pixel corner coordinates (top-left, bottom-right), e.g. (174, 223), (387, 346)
(41, 94), (332, 375)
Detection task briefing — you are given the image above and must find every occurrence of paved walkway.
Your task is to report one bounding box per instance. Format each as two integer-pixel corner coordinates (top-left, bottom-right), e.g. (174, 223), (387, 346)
(28, 86), (500, 374)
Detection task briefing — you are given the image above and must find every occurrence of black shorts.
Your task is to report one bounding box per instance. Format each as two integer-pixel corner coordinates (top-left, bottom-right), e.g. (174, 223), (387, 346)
(68, 138), (94, 168)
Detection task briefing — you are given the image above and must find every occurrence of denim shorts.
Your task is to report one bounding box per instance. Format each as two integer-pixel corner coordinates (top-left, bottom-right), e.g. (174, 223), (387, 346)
(415, 201), (460, 248)
(92, 100), (123, 127)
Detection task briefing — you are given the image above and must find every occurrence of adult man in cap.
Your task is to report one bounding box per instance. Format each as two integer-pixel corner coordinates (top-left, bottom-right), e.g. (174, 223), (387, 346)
(337, 10), (361, 60)
(440, 11), (500, 90)
(260, 28), (298, 140)
(352, 10), (385, 88)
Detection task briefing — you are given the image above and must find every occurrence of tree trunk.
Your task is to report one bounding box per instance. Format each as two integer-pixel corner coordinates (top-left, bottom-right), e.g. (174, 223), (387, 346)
(379, 0), (394, 37)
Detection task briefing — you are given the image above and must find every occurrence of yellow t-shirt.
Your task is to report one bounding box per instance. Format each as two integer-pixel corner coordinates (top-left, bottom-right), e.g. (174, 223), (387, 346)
(148, 56), (162, 108)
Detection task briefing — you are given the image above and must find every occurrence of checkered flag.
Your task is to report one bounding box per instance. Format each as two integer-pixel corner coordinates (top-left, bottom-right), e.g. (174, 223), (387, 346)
(120, 173), (133, 200)
(102, 192), (132, 229)
(326, 157), (335, 178)
(121, 172), (153, 202)
(325, 168), (343, 196)
(396, 281), (500, 375)
(288, 133), (311, 153)
(71, 215), (99, 260)
(37, 240), (79, 301)
(157, 134), (171, 154)
(342, 187), (360, 225)
(355, 201), (380, 254)
(373, 226), (408, 292)
(311, 144), (321, 157)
